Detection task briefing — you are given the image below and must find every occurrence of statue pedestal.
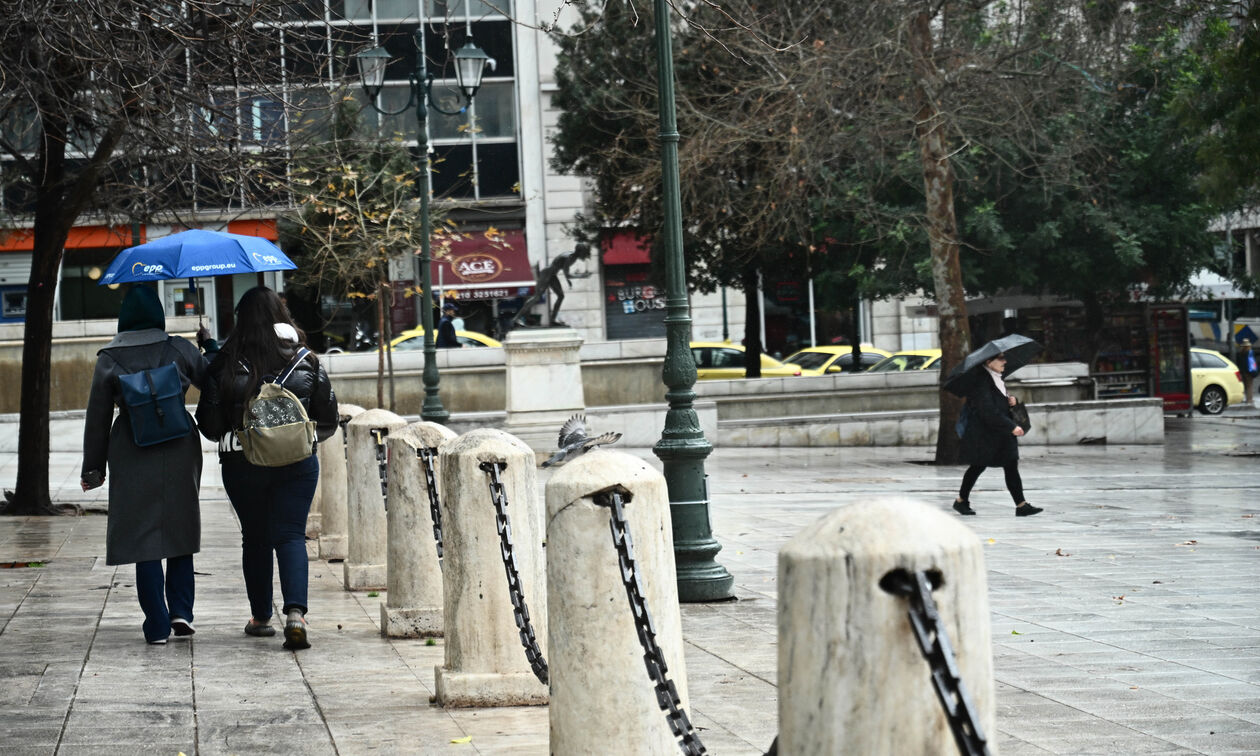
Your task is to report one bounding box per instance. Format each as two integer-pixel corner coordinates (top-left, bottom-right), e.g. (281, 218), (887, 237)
(503, 328), (585, 460)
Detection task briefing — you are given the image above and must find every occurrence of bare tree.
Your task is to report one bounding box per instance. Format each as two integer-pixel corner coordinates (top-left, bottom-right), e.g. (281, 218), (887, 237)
(0, 1), (339, 514)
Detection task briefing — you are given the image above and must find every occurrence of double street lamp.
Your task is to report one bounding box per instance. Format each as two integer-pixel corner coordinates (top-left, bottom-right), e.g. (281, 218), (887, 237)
(356, 35), (495, 423)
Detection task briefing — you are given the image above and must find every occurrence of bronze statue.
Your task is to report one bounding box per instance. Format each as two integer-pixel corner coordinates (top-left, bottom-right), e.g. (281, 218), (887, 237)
(513, 242), (592, 328)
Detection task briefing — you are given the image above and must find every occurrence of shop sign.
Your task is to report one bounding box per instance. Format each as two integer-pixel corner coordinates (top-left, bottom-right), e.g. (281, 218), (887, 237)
(452, 253), (504, 283)
(614, 283), (666, 314)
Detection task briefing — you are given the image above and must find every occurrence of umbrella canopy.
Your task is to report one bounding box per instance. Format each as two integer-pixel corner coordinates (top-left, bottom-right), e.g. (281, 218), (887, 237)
(943, 333), (1043, 397)
(99, 229), (296, 286)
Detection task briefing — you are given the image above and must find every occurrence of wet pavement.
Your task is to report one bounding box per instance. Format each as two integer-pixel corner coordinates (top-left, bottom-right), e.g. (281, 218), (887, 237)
(1, 404), (1258, 755)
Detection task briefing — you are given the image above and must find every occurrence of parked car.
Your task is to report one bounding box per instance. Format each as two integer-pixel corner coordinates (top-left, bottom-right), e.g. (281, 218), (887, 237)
(389, 327), (502, 350)
(866, 349), (943, 372)
(782, 345), (892, 376)
(690, 342), (802, 380)
(1191, 347), (1245, 415)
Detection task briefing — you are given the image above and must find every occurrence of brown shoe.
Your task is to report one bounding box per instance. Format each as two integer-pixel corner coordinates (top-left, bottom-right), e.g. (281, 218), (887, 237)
(244, 618), (276, 637)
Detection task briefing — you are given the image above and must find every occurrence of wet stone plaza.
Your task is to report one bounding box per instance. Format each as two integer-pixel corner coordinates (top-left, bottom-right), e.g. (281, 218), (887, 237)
(1, 409), (1258, 755)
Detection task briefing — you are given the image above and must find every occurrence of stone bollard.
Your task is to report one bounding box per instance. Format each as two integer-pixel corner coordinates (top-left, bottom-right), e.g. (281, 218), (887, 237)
(317, 403), (364, 561)
(777, 498), (995, 755)
(434, 428), (548, 707)
(381, 421), (456, 638)
(343, 408), (406, 591)
(546, 450), (690, 754)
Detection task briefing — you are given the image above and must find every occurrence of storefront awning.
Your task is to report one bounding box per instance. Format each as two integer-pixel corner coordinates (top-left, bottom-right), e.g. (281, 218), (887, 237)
(602, 230), (652, 265)
(430, 229), (534, 301)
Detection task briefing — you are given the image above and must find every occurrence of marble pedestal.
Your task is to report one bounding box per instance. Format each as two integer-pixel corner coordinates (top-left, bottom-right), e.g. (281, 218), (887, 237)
(502, 328), (585, 461)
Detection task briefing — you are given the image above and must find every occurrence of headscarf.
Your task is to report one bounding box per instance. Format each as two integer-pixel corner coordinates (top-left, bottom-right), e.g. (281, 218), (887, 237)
(985, 363), (1008, 397)
(117, 286), (165, 333)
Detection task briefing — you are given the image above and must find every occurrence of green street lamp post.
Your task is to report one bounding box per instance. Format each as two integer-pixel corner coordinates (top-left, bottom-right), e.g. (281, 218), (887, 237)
(356, 36), (494, 423)
(651, 0), (734, 602)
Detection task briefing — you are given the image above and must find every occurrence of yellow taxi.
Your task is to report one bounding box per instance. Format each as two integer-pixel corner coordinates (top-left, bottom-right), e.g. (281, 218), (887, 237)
(1191, 347), (1245, 415)
(782, 345), (892, 376)
(867, 348), (943, 372)
(389, 327), (502, 350)
(690, 342), (802, 380)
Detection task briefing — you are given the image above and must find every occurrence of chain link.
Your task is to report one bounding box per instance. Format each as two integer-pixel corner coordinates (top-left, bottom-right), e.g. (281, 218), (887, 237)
(339, 416), (351, 461)
(882, 568), (990, 756)
(370, 427), (389, 509)
(479, 461), (549, 685)
(416, 446), (442, 561)
(594, 490), (707, 756)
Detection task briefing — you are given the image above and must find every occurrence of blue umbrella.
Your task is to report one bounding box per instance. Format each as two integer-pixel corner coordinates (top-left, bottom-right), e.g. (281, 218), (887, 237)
(99, 229), (296, 286)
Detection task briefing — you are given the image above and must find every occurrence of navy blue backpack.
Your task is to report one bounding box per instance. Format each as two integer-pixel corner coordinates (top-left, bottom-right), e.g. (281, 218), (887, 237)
(107, 339), (192, 447)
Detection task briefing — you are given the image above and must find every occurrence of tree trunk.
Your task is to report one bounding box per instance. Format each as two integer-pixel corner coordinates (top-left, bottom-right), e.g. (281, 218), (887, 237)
(7, 100), (86, 515)
(9, 234), (64, 515)
(909, 9), (971, 465)
(375, 288), (386, 409)
(741, 265), (763, 378)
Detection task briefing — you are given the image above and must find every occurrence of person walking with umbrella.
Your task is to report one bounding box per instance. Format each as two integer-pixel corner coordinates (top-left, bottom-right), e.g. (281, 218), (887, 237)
(944, 335), (1044, 517)
(80, 286), (214, 644)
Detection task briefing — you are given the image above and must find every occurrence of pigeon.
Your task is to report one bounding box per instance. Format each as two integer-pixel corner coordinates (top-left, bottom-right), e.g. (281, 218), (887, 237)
(541, 414), (622, 468)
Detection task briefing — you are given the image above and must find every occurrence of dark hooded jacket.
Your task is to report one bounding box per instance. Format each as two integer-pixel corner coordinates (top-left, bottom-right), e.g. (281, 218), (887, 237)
(195, 340), (338, 457)
(82, 286), (208, 565)
(960, 372), (1019, 467)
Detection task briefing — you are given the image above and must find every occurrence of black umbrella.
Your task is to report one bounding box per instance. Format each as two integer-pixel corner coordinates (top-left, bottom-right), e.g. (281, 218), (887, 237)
(943, 334), (1043, 397)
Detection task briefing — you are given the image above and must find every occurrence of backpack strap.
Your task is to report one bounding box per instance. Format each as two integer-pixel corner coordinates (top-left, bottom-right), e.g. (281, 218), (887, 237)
(274, 347), (312, 386)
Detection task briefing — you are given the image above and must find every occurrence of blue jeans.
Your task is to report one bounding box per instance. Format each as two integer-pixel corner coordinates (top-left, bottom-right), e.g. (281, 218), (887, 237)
(136, 555), (194, 643)
(222, 454), (319, 620)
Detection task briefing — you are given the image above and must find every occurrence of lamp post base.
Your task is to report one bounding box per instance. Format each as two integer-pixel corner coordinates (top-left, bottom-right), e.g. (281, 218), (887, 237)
(656, 434), (735, 603)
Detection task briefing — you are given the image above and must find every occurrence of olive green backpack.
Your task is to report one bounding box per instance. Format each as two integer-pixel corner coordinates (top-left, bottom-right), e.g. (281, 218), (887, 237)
(239, 348), (317, 467)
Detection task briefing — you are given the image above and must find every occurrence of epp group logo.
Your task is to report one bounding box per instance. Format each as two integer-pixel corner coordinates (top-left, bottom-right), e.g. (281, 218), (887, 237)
(453, 254), (502, 283)
(130, 261), (165, 276)
(252, 252), (283, 266)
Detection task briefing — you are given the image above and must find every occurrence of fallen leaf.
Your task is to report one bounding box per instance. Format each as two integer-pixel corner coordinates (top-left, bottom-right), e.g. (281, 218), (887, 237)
(1010, 630), (1022, 635)
(451, 736), (472, 744)
(1055, 548), (1071, 557)
(987, 538), (996, 545)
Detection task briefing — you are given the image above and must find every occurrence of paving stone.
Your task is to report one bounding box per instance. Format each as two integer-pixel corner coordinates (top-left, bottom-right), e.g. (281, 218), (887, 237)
(2, 413), (1259, 752)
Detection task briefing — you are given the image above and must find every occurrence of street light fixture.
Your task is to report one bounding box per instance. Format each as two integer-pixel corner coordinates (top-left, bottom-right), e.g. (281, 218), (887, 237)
(356, 33), (495, 423)
(651, 0), (734, 601)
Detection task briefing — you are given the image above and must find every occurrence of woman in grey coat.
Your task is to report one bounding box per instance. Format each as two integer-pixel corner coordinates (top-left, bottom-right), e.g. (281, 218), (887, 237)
(81, 286), (212, 644)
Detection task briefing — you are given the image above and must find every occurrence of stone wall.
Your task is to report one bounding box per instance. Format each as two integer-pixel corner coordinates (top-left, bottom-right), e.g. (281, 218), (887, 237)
(0, 316), (205, 413)
(718, 397), (1163, 447)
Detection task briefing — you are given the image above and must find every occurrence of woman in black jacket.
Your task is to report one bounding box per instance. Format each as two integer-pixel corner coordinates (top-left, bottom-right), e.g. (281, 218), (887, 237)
(196, 286), (338, 649)
(952, 353), (1043, 517)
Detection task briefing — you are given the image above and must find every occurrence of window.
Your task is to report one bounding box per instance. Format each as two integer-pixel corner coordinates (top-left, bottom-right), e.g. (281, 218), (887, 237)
(1194, 351), (1228, 368)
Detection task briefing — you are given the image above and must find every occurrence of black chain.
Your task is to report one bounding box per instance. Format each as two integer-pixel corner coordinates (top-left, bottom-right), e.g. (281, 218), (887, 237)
(882, 569), (990, 756)
(370, 427), (389, 508)
(339, 416), (351, 461)
(416, 446), (443, 560)
(479, 461), (549, 685)
(594, 490), (707, 756)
